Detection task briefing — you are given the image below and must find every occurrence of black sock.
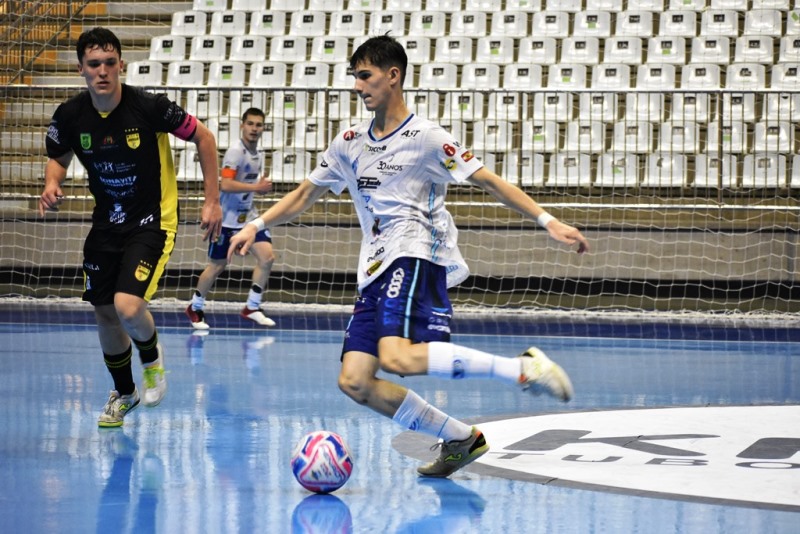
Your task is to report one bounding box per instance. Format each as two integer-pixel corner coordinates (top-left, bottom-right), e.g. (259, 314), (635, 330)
(251, 284), (263, 293)
(133, 331), (159, 366)
(104, 346), (135, 395)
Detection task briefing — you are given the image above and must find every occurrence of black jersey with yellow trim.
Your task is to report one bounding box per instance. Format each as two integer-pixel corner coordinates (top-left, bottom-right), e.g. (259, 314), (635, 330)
(45, 84), (194, 234)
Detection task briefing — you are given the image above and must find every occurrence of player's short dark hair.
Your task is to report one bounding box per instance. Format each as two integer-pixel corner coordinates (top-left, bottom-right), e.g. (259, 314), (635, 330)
(350, 34), (408, 86)
(241, 107), (265, 122)
(76, 27), (122, 63)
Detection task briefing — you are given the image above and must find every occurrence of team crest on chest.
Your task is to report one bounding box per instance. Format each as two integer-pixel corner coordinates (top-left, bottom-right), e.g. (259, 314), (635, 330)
(125, 128), (140, 149)
(80, 133), (91, 150)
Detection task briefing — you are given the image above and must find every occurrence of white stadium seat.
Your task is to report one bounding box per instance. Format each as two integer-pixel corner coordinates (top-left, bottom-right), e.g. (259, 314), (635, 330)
(707, 120), (749, 153)
(596, 153), (640, 187)
(467, 0), (503, 10)
(149, 35), (186, 62)
(232, 0), (266, 9)
(209, 11), (247, 36)
(308, 0), (345, 8)
(249, 11), (286, 36)
(270, 150), (312, 184)
(743, 10), (783, 37)
(289, 11), (327, 37)
(442, 91), (485, 121)
(193, 0), (226, 11)
(546, 0), (581, 12)
(548, 64), (588, 89)
(612, 120), (654, 153)
(408, 12), (446, 38)
(695, 154), (738, 188)
(461, 63), (501, 89)
(171, 11), (207, 37)
(531, 11), (570, 38)
(586, 0), (623, 10)
(615, 11), (655, 39)
(561, 37), (601, 65)
(579, 92), (619, 121)
(628, 0), (665, 10)
(658, 121), (701, 153)
(293, 118), (328, 151)
(742, 154), (787, 188)
(532, 92), (573, 122)
(573, 11), (612, 38)
(126, 60), (164, 86)
(603, 37), (643, 65)
(407, 91), (441, 119)
(520, 121), (559, 153)
(779, 37), (800, 63)
(249, 60), (288, 87)
(681, 63), (722, 88)
(734, 36), (775, 64)
(369, 11), (406, 36)
(418, 63), (459, 89)
(329, 12), (366, 38)
(504, 151), (546, 187)
(503, 64), (543, 89)
(646, 37), (687, 65)
(472, 119), (514, 152)
(659, 10), (697, 38)
(309, 37), (349, 64)
(475, 37), (516, 64)
(434, 37), (474, 65)
(642, 154), (688, 187)
(700, 10), (739, 38)
(668, 0), (706, 10)
(189, 35), (226, 62)
(268, 36), (308, 63)
(490, 12), (529, 38)
(506, 0), (543, 11)
(385, 0), (421, 9)
(449, 11), (488, 37)
(690, 36), (731, 64)
(549, 153), (593, 187)
(564, 121), (606, 153)
(517, 37), (558, 65)
(397, 37), (431, 65)
(229, 35), (267, 62)
(487, 92), (525, 120)
(753, 121), (794, 153)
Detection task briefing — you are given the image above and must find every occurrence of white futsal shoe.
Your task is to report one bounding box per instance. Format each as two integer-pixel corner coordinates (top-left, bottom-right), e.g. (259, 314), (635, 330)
(517, 347), (574, 402)
(240, 307), (276, 327)
(142, 344), (167, 407)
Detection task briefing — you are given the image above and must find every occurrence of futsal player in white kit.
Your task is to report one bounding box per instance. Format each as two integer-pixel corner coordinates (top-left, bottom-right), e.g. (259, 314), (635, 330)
(229, 36), (590, 477)
(186, 108), (277, 330)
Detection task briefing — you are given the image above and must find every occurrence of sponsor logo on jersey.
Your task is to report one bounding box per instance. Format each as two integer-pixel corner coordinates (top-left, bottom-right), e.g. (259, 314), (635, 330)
(80, 133), (91, 150)
(440, 158), (457, 171)
(401, 130), (420, 138)
(109, 203), (127, 224)
(47, 123), (60, 144)
(461, 150), (475, 162)
(366, 260), (383, 277)
(343, 130), (357, 141)
(320, 157), (329, 167)
(365, 145), (387, 153)
(103, 136), (114, 145)
(443, 144), (456, 157)
(134, 261), (152, 282)
(357, 176), (381, 190)
(377, 160), (404, 173)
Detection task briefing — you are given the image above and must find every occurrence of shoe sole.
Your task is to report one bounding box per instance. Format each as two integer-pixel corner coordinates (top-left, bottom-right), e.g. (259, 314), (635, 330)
(240, 314), (276, 327)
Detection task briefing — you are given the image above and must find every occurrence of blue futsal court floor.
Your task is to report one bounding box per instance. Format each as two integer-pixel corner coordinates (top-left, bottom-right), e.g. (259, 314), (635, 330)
(0, 307), (798, 533)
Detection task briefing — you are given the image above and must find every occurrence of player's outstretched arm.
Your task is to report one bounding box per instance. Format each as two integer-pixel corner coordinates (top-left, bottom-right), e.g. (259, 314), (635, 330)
(192, 121), (223, 242)
(468, 167), (589, 254)
(38, 155), (71, 216)
(227, 179), (330, 262)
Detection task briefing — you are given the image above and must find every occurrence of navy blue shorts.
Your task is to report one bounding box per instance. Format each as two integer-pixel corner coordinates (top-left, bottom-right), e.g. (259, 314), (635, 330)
(208, 226), (271, 260)
(342, 257), (454, 358)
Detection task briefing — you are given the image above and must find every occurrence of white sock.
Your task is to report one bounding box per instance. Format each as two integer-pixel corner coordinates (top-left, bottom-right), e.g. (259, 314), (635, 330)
(428, 341), (520, 384)
(191, 292), (205, 311)
(392, 389), (472, 442)
(246, 284), (262, 310)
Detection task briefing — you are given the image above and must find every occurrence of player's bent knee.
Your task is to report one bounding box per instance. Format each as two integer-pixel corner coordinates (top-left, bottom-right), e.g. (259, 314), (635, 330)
(337, 374), (371, 405)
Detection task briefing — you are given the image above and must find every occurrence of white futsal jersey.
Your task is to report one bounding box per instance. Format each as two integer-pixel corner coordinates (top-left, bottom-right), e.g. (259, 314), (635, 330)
(309, 114), (484, 291)
(219, 140), (263, 229)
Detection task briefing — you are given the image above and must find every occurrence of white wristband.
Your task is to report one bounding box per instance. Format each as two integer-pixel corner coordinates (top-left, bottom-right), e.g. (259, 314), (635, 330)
(537, 212), (556, 229)
(248, 218), (266, 232)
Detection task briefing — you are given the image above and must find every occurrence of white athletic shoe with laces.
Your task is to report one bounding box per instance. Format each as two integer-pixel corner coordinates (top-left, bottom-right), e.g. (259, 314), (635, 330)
(98, 388), (140, 427)
(142, 344), (167, 407)
(240, 307), (276, 327)
(517, 347), (574, 402)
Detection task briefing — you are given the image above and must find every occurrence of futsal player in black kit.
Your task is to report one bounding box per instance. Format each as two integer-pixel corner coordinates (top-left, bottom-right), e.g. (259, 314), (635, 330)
(39, 28), (223, 427)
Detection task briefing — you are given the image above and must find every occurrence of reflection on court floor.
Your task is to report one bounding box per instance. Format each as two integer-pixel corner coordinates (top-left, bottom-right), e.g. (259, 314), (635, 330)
(0, 314), (797, 533)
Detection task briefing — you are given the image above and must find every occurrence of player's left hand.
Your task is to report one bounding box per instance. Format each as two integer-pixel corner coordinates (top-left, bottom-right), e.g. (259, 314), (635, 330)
(546, 220), (590, 254)
(200, 202), (222, 242)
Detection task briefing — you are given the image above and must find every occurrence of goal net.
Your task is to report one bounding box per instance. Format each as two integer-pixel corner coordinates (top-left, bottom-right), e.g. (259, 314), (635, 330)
(1, 1), (798, 322)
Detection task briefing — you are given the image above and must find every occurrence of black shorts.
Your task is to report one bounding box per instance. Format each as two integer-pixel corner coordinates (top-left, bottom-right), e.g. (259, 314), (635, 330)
(81, 226), (175, 306)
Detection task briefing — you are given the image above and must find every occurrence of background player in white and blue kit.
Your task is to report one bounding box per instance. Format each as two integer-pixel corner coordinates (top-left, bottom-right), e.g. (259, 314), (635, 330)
(186, 108), (276, 329)
(229, 36), (590, 477)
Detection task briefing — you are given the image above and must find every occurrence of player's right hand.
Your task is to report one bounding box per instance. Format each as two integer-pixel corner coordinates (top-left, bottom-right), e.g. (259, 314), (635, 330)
(227, 224), (257, 262)
(38, 186), (64, 216)
(254, 177), (273, 195)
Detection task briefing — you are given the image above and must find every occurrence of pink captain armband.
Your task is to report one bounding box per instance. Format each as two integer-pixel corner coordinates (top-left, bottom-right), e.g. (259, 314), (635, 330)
(172, 114), (198, 141)
(537, 212), (556, 229)
(248, 218), (266, 232)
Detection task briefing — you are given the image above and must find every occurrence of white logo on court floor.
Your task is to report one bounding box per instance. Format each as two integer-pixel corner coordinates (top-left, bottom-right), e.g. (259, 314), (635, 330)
(469, 406), (799, 510)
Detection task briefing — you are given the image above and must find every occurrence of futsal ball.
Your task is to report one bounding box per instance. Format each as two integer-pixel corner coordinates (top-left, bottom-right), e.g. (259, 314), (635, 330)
(290, 430), (354, 494)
